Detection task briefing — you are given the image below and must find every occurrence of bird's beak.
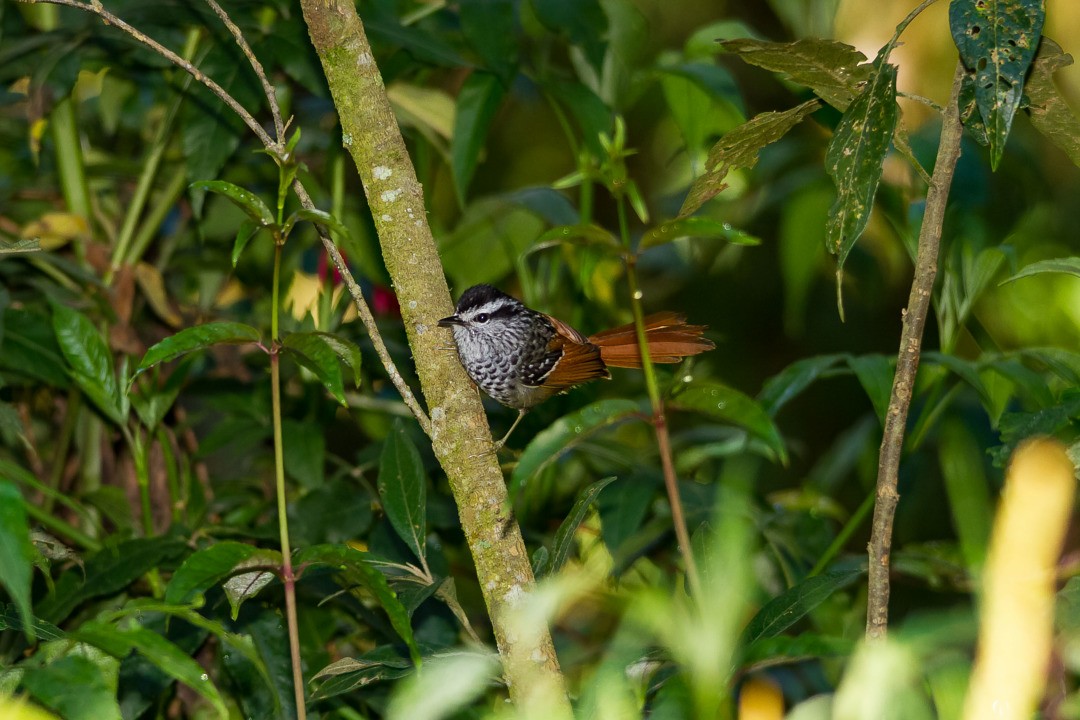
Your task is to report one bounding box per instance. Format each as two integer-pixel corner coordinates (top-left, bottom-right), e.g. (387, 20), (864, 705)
(438, 315), (463, 328)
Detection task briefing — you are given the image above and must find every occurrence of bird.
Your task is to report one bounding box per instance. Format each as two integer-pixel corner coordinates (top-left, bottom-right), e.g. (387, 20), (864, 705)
(438, 284), (715, 448)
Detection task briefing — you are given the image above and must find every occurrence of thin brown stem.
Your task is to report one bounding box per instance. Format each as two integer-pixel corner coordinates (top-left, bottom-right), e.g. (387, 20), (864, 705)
(292, 183), (432, 436)
(202, 0), (285, 143)
(866, 61), (965, 640)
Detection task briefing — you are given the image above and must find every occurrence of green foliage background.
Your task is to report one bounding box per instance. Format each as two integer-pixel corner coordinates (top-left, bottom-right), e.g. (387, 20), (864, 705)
(1, 0), (1080, 718)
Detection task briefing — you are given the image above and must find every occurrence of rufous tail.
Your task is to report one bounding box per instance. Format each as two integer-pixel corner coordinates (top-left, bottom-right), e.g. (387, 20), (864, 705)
(589, 312), (714, 369)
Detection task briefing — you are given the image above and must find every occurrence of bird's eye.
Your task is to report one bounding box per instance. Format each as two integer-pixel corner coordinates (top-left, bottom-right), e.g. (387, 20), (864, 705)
(475, 313), (490, 323)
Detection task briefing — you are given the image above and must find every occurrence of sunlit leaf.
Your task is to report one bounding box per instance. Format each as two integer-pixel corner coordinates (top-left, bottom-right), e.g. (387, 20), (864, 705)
(1001, 256), (1080, 284)
(385, 651), (501, 720)
(669, 381), (787, 465)
(720, 38), (871, 110)
(679, 99), (820, 217)
(377, 420), (427, 565)
(511, 399), (643, 492)
(950, 0), (1045, 169)
(544, 477), (616, 577)
(134, 322), (261, 380)
(1025, 38), (1080, 168)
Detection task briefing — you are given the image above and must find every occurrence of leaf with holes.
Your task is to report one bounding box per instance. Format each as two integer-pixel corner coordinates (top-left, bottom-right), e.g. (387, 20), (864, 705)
(950, 0), (1045, 169)
(720, 39), (871, 110)
(824, 57), (898, 305)
(1025, 38), (1080, 168)
(679, 100), (820, 218)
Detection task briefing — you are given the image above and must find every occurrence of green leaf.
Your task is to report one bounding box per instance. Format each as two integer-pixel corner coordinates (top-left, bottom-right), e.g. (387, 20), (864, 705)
(460, 0), (518, 84)
(378, 421), (427, 565)
(532, 0), (607, 70)
(720, 38), (871, 111)
(640, 217), (761, 250)
(231, 219), (259, 267)
(0, 603), (65, 640)
(742, 562), (866, 645)
(182, 44), (262, 216)
(758, 354), (847, 416)
(938, 419), (992, 572)
(679, 100), (820, 217)
(21, 655), (121, 720)
(511, 399), (643, 492)
(1025, 38), (1080, 168)
(281, 208), (352, 243)
(37, 536), (188, 623)
(669, 381), (788, 465)
(50, 301), (123, 424)
(310, 649), (413, 700)
(1002, 256), (1080, 284)
(848, 354), (894, 424)
(0, 482), (34, 641)
(544, 477), (616, 577)
(164, 541), (263, 607)
(282, 418), (326, 489)
(950, 0), (1045, 169)
(282, 331), (347, 405)
(825, 57), (899, 300)
(189, 180), (275, 227)
(451, 72), (505, 206)
(385, 651), (501, 720)
(134, 322), (261, 379)
(223, 553), (281, 620)
(294, 544), (419, 664)
(741, 633), (854, 670)
(527, 223), (623, 256)
(75, 620), (228, 719)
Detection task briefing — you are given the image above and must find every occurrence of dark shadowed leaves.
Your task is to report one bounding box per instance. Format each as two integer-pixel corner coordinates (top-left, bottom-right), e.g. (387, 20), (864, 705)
(848, 354), (894, 424)
(165, 541), (264, 607)
(282, 332), (347, 405)
(757, 354), (848, 416)
(0, 482), (33, 640)
(451, 72), (506, 206)
(950, 0), (1045, 169)
(51, 300), (124, 424)
(641, 217), (761, 250)
(21, 655), (122, 720)
(378, 420), (427, 566)
(669, 381), (787, 465)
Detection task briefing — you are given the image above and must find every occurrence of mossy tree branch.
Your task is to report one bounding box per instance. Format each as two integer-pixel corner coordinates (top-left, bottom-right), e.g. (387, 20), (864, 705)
(298, 0), (570, 709)
(866, 61), (965, 640)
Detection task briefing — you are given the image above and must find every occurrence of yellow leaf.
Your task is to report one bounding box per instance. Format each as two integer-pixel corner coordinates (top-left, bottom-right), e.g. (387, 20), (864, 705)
(134, 262), (183, 328)
(387, 83), (455, 140)
(20, 212), (89, 250)
(738, 675), (785, 720)
(0, 695), (60, 720)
